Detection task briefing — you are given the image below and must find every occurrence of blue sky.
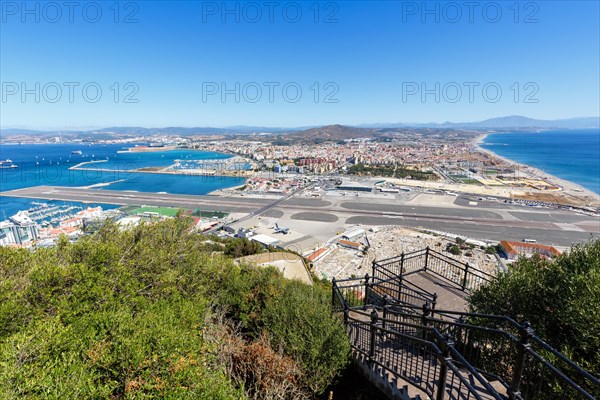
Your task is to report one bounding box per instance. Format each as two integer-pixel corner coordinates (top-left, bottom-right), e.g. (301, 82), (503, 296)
(1, 0), (599, 129)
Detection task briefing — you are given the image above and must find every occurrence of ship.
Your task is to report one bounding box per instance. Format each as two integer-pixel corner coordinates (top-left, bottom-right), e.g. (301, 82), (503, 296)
(0, 159), (17, 169)
(71, 150), (83, 155)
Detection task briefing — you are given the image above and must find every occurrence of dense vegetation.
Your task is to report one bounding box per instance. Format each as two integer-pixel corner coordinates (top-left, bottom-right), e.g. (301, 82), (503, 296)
(0, 219), (350, 399)
(347, 163), (438, 180)
(223, 237), (266, 258)
(469, 239), (600, 397)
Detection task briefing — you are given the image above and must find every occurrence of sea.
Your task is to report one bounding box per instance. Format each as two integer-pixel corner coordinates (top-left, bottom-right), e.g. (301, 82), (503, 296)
(2, 131), (599, 218)
(481, 129), (600, 195)
(0, 143), (245, 217)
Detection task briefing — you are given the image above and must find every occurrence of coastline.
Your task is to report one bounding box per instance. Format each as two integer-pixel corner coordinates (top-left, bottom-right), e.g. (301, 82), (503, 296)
(472, 133), (600, 206)
(207, 183), (247, 196)
(69, 155), (253, 179)
(68, 164), (252, 178)
(0, 146), (251, 216)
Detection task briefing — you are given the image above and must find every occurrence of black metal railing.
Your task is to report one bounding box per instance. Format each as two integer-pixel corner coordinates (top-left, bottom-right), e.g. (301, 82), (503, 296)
(423, 308), (600, 399)
(333, 248), (600, 400)
(344, 308), (506, 400)
(372, 246), (495, 292)
(332, 273), (437, 313)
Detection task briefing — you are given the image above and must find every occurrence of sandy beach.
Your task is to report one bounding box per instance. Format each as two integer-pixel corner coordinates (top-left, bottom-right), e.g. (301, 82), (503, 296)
(471, 133), (600, 207)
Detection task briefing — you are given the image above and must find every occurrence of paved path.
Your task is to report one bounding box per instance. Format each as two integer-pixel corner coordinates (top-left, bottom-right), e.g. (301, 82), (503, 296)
(348, 271), (507, 399)
(403, 272), (469, 313)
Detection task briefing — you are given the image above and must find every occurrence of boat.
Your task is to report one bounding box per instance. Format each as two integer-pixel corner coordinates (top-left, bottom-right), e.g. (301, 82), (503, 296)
(71, 150), (83, 155)
(0, 159), (17, 168)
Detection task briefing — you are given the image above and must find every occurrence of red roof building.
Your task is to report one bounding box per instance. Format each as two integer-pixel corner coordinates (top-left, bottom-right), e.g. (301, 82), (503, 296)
(500, 240), (561, 260)
(338, 239), (362, 250)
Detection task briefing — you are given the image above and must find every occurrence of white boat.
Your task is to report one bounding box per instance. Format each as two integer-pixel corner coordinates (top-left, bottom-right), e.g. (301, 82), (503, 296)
(0, 159), (17, 168)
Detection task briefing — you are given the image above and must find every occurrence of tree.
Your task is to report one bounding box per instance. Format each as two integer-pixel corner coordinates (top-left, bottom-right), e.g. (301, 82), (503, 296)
(469, 239), (600, 397)
(224, 238), (264, 258)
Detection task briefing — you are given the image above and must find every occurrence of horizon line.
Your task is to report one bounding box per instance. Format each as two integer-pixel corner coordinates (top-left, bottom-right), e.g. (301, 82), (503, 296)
(2, 115), (600, 132)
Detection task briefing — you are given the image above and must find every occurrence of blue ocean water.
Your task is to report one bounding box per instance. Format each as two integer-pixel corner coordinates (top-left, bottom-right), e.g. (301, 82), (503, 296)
(482, 129), (600, 195)
(0, 143), (245, 216)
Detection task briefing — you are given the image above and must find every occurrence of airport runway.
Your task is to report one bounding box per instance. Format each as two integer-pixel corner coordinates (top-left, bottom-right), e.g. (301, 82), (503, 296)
(2, 185), (598, 247)
(2, 185), (271, 213)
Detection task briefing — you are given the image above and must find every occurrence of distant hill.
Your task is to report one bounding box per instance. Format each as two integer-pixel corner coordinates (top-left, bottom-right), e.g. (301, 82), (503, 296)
(91, 127), (244, 135)
(0, 126), (299, 141)
(359, 116), (600, 130)
(2, 116), (598, 143)
(0, 126), (303, 136)
(443, 116), (599, 129)
(268, 124), (482, 144)
(282, 124), (377, 141)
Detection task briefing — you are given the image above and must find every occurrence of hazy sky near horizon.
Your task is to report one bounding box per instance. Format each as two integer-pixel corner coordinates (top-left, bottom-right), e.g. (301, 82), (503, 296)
(1, 0), (599, 129)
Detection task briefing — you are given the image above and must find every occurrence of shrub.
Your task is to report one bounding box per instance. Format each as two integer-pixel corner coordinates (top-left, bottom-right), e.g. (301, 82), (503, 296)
(447, 244), (461, 255)
(262, 282), (351, 394)
(469, 239), (600, 397)
(224, 238), (265, 258)
(0, 219), (350, 399)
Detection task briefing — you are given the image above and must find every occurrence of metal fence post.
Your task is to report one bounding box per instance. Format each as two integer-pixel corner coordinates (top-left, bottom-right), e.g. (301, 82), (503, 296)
(369, 309), (378, 365)
(421, 301), (432, 340)
(364, 273), (370, 307)
(400, 252), (405, 276)
(462, 263), (470, 290)
(397, 253), (405, 299)
(436, 334), (454, 400)
(510, 321), (534, 399)
(424, 246), (430, 271)
(431, 293), (438, 318)
(331, 277), (336, 309)
(371, 260), (376, 280)
(382, 295), (388, 331)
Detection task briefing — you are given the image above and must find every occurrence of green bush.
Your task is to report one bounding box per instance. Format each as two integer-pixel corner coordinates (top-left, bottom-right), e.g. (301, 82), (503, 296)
(263, 282), (351, 394)
(224, 238), (265, 258)
(469, 239), (600, 397)
(447, 244), (461, 255)
(0, 219), (350, 399)
(209, 265), (351, 394)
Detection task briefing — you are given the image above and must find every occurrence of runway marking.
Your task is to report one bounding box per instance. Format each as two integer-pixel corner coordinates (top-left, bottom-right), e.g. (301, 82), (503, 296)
(554, 223), (585, 232)
(3, 186), (597, 241)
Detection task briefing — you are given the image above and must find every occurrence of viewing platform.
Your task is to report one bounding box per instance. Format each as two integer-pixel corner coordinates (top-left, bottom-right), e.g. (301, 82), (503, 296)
(332, 247), (600, 400)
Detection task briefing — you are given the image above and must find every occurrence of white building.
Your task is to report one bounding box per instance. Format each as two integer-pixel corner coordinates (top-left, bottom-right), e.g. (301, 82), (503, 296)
(0, 221), (18, 246)
(342, 228), (366, 241)
(0, 212), (39, 246)
(250, 234), (280, 248)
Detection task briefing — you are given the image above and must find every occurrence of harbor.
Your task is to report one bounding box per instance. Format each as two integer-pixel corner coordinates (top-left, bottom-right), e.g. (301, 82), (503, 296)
(68, 155), (254, 177)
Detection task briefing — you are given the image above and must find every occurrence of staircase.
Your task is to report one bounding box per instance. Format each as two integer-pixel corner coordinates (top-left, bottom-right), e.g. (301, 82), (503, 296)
(332, 247), (600, 400)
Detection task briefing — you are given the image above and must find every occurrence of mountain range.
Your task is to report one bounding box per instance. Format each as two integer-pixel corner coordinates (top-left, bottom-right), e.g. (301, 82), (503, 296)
(1, 116), (598, 141)
(356, 116), (600, 129)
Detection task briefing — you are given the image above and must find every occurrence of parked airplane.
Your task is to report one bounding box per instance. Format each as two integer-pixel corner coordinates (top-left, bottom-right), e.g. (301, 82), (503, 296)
(273, 223), (289, 234)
